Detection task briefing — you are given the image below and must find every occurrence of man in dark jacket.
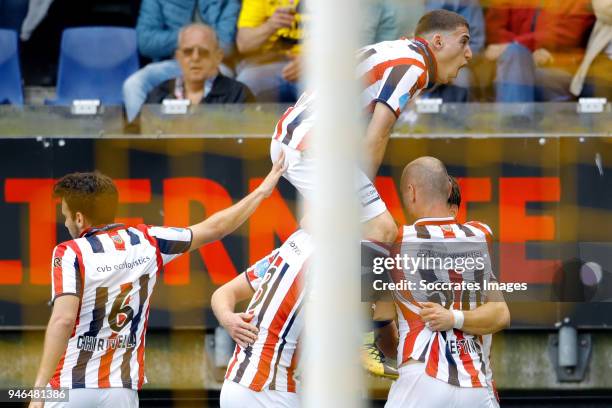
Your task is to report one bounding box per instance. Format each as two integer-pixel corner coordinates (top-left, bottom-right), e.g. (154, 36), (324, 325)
(145, 24), (252, 107)
(123, 0), (241, 121)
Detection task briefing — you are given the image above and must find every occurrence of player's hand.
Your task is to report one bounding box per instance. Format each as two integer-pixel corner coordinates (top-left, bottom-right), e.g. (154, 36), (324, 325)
(419, 302), (454, 331)
(282, 56), (302, 82)
(256, 150), (287, 198)
(220, 311), (259, 348)
(265, 7), (295, 32)
(28, 401), (44, 408)
(484, 43), (509, 61)
(533, 48), (554, 67)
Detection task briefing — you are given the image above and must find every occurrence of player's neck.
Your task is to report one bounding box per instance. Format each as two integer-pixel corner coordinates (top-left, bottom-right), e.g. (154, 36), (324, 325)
(413, 204), (451, 221)
(77, 222), (101, 237)
(184, 79), (205, 96)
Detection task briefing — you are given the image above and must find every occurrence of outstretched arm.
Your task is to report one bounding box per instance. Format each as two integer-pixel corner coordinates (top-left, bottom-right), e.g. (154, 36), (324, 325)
(363, 102), (398, 180)
(188, 152), (286, 251)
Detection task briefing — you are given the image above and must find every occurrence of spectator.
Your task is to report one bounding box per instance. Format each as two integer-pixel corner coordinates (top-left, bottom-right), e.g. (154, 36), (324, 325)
(360, 0), (399, 45)
(137, 0), (238, 59)
(145, 24), (253, 108)
(233, 0), (397, 103)
(123, 0), (240, 121)
(424, 0), (485, 101)
(235, 0), (305, 103)
(571, 0), (612, 99)
(482, 0), (595, 103)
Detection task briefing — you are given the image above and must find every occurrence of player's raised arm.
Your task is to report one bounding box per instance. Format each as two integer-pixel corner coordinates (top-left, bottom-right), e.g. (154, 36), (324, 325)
(188, 151), (286, 251)
(363, 102), (399, 180)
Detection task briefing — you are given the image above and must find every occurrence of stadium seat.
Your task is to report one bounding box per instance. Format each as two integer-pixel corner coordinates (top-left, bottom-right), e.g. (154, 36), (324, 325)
(48, 27), (139, 105)
(0, 29), (24, 105)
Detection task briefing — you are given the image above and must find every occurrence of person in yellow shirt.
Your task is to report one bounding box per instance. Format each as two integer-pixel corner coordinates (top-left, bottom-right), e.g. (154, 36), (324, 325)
(235, 0), (305, 102)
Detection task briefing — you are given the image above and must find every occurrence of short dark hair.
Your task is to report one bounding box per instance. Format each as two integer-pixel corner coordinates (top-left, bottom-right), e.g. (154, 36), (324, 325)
(448, 176), (461, 208)
(415, 9), (469, 37)
(54, 171), (118, 225)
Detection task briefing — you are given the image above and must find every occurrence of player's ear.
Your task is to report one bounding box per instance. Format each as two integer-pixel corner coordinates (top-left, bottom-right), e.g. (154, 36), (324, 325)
(431, 33), (444, 50)
(408, 184), (416, 203)
(74, 211), (85, 228)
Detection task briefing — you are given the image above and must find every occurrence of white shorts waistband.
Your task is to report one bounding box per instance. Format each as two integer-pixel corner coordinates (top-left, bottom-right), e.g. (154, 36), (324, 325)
(397, 361), (426, 376)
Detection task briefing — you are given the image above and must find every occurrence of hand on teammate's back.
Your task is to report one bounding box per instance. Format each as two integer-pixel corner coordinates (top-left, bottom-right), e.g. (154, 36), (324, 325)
(265, 7), (296, 32)
(256, 150), (287, 198)
(419, 302), (454, 332)
(220, 311), (259, 348)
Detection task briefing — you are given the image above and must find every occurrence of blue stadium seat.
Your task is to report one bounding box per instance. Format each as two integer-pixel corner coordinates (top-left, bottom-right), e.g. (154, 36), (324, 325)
(0, 29), (23, 105)
(49, 27), (139, 105)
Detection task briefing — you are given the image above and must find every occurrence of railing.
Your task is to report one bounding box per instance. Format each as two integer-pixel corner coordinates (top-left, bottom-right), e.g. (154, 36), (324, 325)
(0, 102), (609, 138)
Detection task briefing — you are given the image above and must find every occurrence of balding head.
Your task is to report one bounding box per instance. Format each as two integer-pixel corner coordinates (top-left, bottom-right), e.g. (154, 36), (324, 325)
(177, 23), (219, 49)
(400, 156), (451, 219)
(175, 23), (223, 87)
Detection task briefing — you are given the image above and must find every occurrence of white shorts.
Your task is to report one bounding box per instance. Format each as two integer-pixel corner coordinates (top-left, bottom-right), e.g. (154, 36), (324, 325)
(270, 140), (387, 223)
(44, 388), (138, 408)
(220, 380), (300, 408)
(385, 363), (499, 408)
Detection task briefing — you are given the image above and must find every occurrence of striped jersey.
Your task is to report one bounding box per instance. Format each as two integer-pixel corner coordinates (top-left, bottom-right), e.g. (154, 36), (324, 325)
(49, 223), (192, 390)
(391, 217), (497, 388)
(225, 229), (312, 393)
(272, 37), (437, 150)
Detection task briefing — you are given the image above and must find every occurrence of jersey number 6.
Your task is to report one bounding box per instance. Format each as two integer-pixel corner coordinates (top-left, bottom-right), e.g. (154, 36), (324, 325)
(107, 284), (135, 332)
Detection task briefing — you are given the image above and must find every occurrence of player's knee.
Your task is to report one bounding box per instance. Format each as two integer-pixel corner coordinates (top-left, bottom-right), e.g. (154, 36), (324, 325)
(500, 42), (531, 62)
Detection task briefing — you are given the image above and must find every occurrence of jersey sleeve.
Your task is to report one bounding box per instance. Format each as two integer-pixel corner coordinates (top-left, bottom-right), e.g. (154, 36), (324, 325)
(146, 226), (193, 265)
(244, 249), (279, 291)
(50, 243), (82, 304)
(374, 64), (425, 117)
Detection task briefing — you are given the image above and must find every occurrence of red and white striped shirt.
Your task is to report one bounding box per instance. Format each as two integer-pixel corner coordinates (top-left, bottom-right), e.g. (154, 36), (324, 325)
(225, 229), (312, 393)
(272, 37), (437, 150)
(49, 223), (192, 390)
(391, 217), (496, 389)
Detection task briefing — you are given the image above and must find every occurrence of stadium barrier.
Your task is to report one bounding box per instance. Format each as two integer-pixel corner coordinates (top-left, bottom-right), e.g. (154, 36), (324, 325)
(0, 103), (610, 393)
